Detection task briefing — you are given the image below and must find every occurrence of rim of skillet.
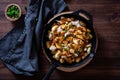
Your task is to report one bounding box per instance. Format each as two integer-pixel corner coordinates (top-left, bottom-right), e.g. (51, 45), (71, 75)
(41, 11), (97, 68)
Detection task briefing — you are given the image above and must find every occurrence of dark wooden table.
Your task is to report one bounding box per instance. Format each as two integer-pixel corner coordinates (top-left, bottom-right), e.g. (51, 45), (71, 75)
(0, 0), (120, 80)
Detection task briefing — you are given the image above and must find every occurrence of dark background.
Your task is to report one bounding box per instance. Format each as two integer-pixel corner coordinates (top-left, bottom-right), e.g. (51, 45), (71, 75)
(0, 0), (120, 80)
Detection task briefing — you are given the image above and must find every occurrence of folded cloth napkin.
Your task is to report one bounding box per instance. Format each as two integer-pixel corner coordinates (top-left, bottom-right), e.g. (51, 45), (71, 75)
(0, 0), (68, 76)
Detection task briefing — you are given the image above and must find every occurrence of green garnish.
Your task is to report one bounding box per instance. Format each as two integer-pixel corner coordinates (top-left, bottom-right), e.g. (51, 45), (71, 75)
(64, 29), (68, 33)
(6, 5), (20, 19)
(63, 47), (67, 51)
(72, 34), (76, 38)
(86, 32), (90, 36)
(63, 36), (67, 40)
(76, 51), (80, 55)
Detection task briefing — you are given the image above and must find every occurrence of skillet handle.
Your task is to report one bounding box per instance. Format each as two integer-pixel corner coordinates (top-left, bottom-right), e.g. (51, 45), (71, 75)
(73, 9), (93, 26)
(42, 64), (57, 80)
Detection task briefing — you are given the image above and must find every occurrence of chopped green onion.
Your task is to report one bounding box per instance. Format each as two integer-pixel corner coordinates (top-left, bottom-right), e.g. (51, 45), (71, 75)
(63, 36), (67, 40)
(72, 34), (76, 38)
(6, 5), (20, 19)
(64, 29), (68, 33)
(76, 51), (80, 55)
(63, 47), (67, 51)
(86, 32), (90, 36)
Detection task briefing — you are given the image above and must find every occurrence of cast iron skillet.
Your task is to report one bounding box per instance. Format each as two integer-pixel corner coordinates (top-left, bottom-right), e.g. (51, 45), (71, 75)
(41, 9), (97, 80)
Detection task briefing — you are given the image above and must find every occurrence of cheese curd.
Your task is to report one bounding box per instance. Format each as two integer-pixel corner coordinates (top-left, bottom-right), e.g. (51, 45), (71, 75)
(46, 17), (93, 64)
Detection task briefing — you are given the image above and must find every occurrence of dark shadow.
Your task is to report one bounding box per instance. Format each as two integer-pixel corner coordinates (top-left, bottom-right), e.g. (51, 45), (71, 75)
(65, 0), (72, 3)
(12, 14), (25, 29)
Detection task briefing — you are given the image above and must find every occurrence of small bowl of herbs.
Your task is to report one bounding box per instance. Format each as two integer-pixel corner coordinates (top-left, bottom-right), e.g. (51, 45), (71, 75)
(5, 3), (21, 21)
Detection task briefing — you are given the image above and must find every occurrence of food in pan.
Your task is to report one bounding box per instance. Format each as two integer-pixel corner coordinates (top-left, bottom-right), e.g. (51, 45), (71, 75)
(46, 17), (93, 64)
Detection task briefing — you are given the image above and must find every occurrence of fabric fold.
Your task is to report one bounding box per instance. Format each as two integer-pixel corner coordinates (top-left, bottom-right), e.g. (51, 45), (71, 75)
(0, 0), (68, 76)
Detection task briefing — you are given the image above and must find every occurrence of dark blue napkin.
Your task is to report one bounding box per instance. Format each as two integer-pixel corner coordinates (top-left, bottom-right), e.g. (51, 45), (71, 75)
(0, 0), (68, 76)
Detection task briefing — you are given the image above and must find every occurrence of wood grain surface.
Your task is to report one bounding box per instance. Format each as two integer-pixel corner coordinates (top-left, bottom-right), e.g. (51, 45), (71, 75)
(0, 0), (120, 80)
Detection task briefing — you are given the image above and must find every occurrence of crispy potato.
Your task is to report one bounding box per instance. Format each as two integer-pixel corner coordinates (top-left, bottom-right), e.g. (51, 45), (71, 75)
(60, 58), (65, 63)
(52, 25), (58, 32)
(55, 43), (61, 49)
(46, 17), (92, 64)
(76, 57), (81, 63)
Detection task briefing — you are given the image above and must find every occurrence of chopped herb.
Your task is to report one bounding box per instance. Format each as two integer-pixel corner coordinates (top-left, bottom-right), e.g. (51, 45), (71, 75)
(63, 47), (67, 51)
(6, 5), (20, 19)
(86, 32), (91, 36)
(63, 36), (67, 40)
(64, 29), (68, 33)
(72, 34), (76, 38)
(76, 51), (80, 56)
